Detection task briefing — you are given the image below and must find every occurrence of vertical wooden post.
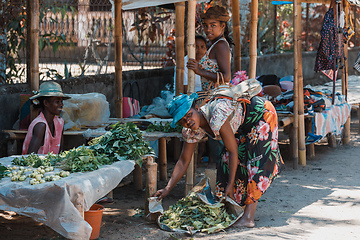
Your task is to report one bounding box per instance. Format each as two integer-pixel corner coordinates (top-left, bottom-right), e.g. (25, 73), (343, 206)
(185, 0), (196, 195)
(114, 0), (123, 118)
(231, 0), (241, 72)
(133, 164), (143, 190)
(186, 0), (196, 94)
(292, 1), (299, 169)
(249, 0), (258, 79)
(158, 138), (167, 181)
(175, 2), (185, 96)
(78, 0), (90, 47)
(342, 2), (350, 145)
(273, 4), (277, 53)
(145, 157), (157, 215)
(30, 0), (39, 92)
(305, 118), (315, 158)
(294, 0), (306, 166)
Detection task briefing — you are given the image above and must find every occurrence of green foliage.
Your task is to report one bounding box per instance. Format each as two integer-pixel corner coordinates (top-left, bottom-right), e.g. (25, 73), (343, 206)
(89, 122), (155, 167)
(146, 121), (182, 133)
(160, 192), (236, 233)
(4, 3), (77, 83)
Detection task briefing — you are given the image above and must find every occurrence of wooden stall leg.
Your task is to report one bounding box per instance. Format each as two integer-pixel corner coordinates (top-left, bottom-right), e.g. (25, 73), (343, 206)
(7, 140), (17, 156)
(133, 164), (143, 190)
(328, 133), (337, 148)
(158, 138), (167, 181)
(145, 157), (157, 215)
(173, 138), (181, 161)
(342, 117), (351, 145)
(289, 124), (298, 169)
(305, 118), (315, 158)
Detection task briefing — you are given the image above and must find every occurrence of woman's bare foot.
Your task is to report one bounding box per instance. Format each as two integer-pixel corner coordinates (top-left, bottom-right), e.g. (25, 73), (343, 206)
(233, 201), (258, 228)
(233, 217), (255, 228)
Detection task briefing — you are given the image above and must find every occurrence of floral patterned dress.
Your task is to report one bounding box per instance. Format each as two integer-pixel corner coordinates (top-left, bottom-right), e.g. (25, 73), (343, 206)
(182, 96), (285, 206)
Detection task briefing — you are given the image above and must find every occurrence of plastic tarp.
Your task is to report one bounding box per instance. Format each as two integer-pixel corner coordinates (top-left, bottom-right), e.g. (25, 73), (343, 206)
(0, 155), (135, 240)
(62, 93), (110, 130)
(121, 0), (206, 10)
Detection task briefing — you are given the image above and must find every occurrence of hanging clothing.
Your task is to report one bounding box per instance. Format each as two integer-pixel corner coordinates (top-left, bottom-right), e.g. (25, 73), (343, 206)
(198, 37), (230, 90)
(314, 8), (344, 72)
(22, 112), (64, 155)
(182, 97), (285, 206)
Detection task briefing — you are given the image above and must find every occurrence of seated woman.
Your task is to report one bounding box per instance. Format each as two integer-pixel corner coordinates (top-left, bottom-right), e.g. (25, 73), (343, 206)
(22, 81), (70, 155)
(154, 93), (285, 228)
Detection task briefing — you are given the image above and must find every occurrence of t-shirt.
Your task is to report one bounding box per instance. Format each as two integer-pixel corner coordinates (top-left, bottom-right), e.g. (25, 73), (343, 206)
(182, 98), (245, 143)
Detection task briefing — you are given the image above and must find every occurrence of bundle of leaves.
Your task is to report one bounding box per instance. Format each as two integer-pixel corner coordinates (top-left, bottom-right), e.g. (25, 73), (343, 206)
(89, 122), (155, 166)
(146, 121), (182, 133)
(54, 145), (111, 172)
(159, 192), (236, 233)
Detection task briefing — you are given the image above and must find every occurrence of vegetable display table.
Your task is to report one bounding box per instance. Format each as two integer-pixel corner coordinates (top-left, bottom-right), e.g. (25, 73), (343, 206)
(0, 155), (135, 240)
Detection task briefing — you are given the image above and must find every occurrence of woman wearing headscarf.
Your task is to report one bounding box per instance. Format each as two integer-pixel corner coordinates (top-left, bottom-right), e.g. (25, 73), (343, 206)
(154, 92), (285, 228)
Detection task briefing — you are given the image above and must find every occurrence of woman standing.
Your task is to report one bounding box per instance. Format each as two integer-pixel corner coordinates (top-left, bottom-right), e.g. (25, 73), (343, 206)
(187, 5), (232, 90)
(22, 81), (70, 155)
(154, 93), (285, 228)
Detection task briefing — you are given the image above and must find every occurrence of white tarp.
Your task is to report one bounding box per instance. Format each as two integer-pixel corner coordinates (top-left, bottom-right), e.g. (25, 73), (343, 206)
(121, 0), (207, 10)
(0, 156), (135, 240)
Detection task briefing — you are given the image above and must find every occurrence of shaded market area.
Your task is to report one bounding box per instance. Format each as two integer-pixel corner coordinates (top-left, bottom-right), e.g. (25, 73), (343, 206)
(1, 0), (360, 239)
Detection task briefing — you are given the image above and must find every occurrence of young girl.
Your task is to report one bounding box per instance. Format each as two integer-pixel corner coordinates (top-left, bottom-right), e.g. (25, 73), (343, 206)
(187, 5), (232, 90)
(154, 93), (285, 228)
(22, 81), (70, 155)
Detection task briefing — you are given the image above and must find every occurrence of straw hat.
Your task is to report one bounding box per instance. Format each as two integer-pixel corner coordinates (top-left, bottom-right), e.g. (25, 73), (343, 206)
(30, 81), (70, 100)
(167, 93), (198, 128)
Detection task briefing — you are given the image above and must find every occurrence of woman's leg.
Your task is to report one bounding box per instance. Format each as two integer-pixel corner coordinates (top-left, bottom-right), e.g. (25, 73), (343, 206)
(234, 201), (257, 228)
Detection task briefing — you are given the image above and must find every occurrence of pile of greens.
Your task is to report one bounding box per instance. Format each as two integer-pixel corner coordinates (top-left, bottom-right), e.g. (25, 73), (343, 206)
(160, 192), (236, 233)
(89, 122), (154, 166)
(54, 145), (111, 172)
(146, 121), (183, 133)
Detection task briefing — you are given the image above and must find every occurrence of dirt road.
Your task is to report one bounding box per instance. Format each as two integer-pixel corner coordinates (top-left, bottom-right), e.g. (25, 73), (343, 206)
(1, 113), (360, 240)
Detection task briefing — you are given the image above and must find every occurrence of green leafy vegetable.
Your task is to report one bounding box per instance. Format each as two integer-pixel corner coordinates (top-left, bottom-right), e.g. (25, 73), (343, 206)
(159, 192), (236, 233)
(146, 121), (183, 133)
(89, 122), (155, 166)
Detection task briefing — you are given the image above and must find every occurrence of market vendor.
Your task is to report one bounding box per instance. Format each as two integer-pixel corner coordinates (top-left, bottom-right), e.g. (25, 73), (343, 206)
(22, 81), (70, 155)
(154, 93), (285, 228)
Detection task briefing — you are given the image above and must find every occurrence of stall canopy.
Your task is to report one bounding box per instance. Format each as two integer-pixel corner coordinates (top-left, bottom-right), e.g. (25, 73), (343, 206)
(121, 0), (206, 10)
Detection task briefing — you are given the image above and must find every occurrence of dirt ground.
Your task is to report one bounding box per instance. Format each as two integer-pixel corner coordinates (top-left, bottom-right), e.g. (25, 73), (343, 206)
(1, 110), (360, 240)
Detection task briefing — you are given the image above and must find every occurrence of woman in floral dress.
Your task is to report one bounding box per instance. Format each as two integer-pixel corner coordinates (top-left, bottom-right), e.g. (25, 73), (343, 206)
(154, 93), (285, 228)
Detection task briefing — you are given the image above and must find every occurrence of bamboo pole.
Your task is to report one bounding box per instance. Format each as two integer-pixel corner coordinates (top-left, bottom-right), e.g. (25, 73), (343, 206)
(273, 4), (277, 53)
(185, 0), (196, 195)
(30, 0), (39, 92)
(175, 2), (185, 96)
(145, 157), (157, 215)
(342, 0), (350, 145)
(292, 0), (299, 169)
(295, 0), (306, 166)
(231, 0), (241, 72)
(249, 0), (258, 79)
(305, 118), (315, 158)
(114, 0), (123, 118)
(279, 116), (294, 128)
(158, 137), (167, 181)
(186, 0), (196, 94)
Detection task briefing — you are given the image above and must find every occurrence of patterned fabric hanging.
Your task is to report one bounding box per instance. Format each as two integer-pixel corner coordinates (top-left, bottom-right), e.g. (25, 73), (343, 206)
(314, 8), (344, 72)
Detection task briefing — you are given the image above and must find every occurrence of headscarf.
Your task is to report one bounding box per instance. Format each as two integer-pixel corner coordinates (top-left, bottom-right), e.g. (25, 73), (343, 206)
(200, 5), (230, 22)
